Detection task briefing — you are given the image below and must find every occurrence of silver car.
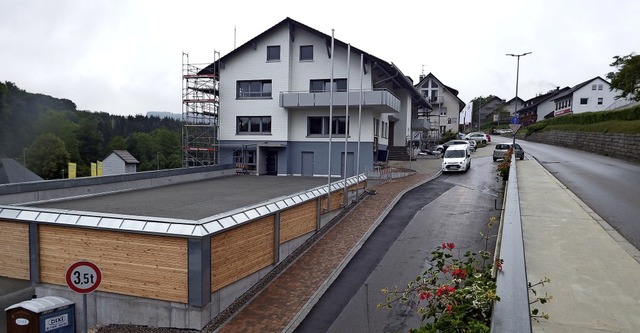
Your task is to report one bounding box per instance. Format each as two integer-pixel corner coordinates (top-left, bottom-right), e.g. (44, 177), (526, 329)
(493, 143), (524, 161)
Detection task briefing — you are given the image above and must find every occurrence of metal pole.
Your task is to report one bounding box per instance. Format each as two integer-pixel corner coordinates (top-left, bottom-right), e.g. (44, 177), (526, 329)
(355, 53), (363, 202)
(83, 293), (88, 333)
(506, 52), (531, 147)
(343, 44), (351, 206)
(326, 29), (335, 211)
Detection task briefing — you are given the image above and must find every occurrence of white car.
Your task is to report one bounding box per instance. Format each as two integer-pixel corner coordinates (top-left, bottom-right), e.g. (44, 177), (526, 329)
(464, 132), (489, 144)
(441, 144), (471, 173)
(436, 139), (476, 153)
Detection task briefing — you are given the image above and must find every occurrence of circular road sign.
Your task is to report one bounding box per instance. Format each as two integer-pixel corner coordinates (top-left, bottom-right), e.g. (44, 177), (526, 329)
(65, 261), (102, 294)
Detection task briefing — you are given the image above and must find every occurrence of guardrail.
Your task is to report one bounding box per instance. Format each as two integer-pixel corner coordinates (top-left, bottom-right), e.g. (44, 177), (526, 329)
(490, 154), (532, 332)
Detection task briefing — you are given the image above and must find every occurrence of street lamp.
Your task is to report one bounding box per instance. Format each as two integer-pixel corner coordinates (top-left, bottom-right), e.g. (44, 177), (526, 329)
(506, 52), (531, 145)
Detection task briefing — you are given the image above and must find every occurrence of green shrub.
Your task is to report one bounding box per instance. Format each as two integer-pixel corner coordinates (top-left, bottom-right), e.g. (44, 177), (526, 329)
(525, 105), (640, 135)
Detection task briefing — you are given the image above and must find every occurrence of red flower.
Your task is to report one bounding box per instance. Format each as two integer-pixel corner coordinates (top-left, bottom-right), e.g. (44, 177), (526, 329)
(495, 259), (504, 272)
(446, 304), (453, 313)
(452, 268), (467, 279)
(419, 291), (432, 300)
(441, 242), (455, 250)
(436, 285), (455, 297)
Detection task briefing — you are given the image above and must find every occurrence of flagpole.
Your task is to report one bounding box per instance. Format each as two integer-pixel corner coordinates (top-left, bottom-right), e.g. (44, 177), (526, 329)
(343, 44), (351, 204)
(356, 52), (363, 201)
(326, 29), (335, 212)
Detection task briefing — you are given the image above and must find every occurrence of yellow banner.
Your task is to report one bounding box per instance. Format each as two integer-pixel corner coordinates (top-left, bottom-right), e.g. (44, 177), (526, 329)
(91, 162), (97, 176)
(97, 161), (103, 176)
(68, 162), (76, 179)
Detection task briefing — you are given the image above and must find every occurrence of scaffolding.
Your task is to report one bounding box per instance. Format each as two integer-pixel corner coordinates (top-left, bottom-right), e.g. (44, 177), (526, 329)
(182, 52), (220, 167)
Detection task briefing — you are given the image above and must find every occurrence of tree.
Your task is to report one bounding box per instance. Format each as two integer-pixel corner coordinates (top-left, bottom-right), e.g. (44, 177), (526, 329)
(27, 133), (70, 179)
(607, 53), (640, 101)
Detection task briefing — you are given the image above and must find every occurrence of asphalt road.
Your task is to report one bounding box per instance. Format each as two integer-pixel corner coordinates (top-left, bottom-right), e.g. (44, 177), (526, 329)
(498, 137), (640, 250)
(295, 145), (502, 333)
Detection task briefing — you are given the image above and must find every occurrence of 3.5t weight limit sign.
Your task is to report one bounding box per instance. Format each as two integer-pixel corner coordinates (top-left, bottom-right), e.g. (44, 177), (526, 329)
(66, 261), (102, 293)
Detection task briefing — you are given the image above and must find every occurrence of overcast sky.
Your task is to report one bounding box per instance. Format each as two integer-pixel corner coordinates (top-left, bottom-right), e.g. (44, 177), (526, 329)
(1, 0), (638, 116)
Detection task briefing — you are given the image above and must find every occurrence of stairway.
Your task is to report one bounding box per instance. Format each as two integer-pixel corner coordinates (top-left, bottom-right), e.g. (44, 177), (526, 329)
(387, 146), (411, 161)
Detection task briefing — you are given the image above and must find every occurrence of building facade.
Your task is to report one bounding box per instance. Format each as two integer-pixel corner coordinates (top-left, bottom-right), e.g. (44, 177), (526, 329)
(199, 17), (429, 176)
(415, 73), (465, 141)
(102, 150), (139, 176)
(552, 77), (623, 117)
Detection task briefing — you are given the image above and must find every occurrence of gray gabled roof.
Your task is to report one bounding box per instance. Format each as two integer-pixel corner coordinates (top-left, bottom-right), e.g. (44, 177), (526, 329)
(110, 150), (140, 164)
(416, 73), (466, 111)
(552, 76), (610, 102)
(199, 17), (431, 110)
(0, 158), (43, 184)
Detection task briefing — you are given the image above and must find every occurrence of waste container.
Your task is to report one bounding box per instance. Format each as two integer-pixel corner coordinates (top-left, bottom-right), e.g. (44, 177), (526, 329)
(5, 296), (75, 333)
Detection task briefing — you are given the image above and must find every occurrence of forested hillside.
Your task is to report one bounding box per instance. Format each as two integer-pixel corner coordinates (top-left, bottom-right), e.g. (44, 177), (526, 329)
(0, 81), (183, 179)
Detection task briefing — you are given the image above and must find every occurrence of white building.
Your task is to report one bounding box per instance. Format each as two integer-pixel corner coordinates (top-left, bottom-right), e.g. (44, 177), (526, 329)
(415, 73), (465, 137)
(102, 150), (139, 175)
(199, 17), (430, 176)
(552, 76), (624, 117)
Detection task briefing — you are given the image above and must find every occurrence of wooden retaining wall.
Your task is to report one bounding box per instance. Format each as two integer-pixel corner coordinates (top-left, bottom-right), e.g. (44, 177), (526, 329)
(38, 225), (189, 303)
(211, 215), (275, 292)
(0, 221), (30, 280)
(280, 201), (317, 244)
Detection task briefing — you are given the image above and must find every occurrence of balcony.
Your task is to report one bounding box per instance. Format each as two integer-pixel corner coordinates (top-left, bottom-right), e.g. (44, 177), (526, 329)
(279, 89), (401, 113)
(425, 95), (443, 105)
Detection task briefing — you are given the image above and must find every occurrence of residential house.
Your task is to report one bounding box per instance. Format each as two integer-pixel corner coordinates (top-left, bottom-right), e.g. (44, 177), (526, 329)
(102, 150), (140, 176)
(515, 87), (569, 125)
(473, 96), (505, 131)
(504, 97), (525, 116)
(551, 77), (623, 117)
(199, 17), (430, 176)
(415, 73), (465, 142)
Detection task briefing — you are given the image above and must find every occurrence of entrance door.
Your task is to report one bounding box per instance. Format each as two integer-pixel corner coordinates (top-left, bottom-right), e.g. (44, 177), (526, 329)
(388, 122), (395, 146)
(340, 152), (355, 178)
(301, 152), (314, 176)
(265, 151), (278, 175)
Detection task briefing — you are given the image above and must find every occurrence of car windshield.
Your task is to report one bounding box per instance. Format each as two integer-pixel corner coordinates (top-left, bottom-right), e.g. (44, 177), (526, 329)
(444, 149), (466, 158)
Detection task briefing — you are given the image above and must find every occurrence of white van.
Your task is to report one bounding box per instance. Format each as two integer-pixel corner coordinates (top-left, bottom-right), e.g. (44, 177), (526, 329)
(441, 144), (471, 173)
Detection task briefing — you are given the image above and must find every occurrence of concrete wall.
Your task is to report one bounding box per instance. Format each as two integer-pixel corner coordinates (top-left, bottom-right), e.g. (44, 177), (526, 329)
(524, 131), (640, 163)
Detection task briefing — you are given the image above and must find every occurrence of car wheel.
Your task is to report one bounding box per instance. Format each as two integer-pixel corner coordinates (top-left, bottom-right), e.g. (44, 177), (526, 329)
(437, 148), (443, 153)
(482, 140), (487, 144)
(493, 157), (497, 162)
(520, 156), (524, 160)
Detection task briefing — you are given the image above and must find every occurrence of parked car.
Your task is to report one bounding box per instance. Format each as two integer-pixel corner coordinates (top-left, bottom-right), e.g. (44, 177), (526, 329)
(441, 144), (472, 173)
(436, 139), (476, 153)
(492, 143), (525, 161)
(464, 132), (490, 144)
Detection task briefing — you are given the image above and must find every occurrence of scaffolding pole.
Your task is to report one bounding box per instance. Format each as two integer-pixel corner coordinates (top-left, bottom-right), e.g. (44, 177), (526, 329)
(182, 51), (220, 167)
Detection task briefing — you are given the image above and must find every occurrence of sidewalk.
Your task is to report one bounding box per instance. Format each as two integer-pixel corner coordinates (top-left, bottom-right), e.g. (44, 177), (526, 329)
(518, 159), (640, 332)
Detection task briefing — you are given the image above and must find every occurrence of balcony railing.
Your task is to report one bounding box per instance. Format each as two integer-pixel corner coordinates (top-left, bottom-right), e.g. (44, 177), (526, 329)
(279, 89), (401, 113)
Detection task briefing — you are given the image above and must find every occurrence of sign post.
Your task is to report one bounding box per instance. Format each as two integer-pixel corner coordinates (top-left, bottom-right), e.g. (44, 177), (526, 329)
(66, 261), (102, 333)
(509, 116), (521, 147)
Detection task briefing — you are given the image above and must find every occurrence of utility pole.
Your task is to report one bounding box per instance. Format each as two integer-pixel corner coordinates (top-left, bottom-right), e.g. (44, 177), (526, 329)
(506, 52), (531, 146)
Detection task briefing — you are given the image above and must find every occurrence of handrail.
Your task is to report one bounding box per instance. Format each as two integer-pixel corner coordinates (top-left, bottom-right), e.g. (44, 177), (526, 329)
(490, 153), (532, 333)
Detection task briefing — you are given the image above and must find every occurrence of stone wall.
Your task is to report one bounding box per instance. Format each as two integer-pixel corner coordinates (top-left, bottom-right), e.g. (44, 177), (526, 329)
(524, 131), (640, 163)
